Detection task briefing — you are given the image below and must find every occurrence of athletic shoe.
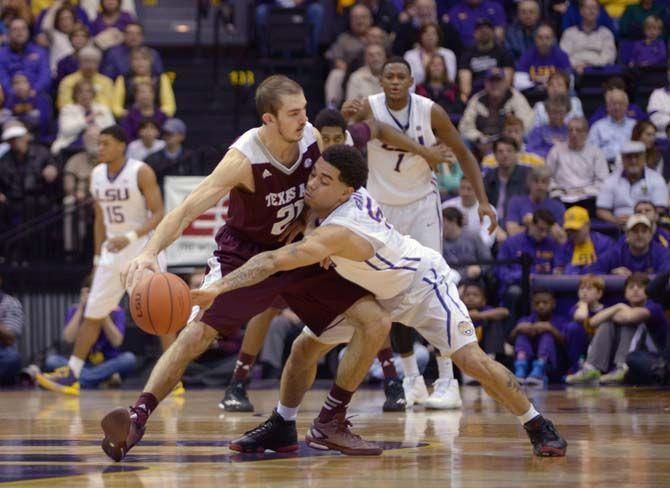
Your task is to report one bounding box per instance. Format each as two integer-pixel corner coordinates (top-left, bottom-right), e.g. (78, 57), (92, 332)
(382, 376), (406, 412)
(514, 359), (529, 383)
(524, 415), (567, 457)
(599, 364), (628, 385)
(219, 380), (253, 412)
(525, 359), (545, 387)
(305, 412), (383, 456)
(425, 379), (462, 410)
(35, 366), (80, 396)
(566, 366), (601, 384)
(101, 407), (146, 462)
(402, 374), (429, 407)
(229, 409), (298, 453)
(171, 381), (186, 396)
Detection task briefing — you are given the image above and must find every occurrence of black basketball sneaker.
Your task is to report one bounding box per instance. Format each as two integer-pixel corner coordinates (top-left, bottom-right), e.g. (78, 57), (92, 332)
(229, 409), (298, 453)
(382, 376), (407, 412)
(219, 380), (254, 412)
(524, 415), (568, 457)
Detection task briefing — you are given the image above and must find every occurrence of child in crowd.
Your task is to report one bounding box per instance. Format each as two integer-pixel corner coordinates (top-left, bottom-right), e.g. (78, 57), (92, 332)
(630, 15), (666, 68)
(1, 73), (51, 142)
(460, 280), (509, 368)
(567, 273), (668, 385)
(126, 119), (165, 161)
(511, 289), (568, 386)
(571, 274), (606, 340)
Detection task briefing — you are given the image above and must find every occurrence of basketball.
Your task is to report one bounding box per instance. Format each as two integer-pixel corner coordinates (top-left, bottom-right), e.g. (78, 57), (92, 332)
(130, 272), (191, 335)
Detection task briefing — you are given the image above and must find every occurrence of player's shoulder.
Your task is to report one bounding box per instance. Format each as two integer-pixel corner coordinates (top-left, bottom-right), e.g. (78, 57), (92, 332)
(90, 162), (107, 178)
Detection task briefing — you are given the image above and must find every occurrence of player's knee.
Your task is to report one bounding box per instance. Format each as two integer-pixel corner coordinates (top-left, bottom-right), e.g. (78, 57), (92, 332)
(287, 333), (324, 365)
(359, 311), (391, 342)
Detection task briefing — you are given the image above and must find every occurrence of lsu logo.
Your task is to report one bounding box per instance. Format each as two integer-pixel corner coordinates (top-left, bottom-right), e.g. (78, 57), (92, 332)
(457, 321), (475, 336)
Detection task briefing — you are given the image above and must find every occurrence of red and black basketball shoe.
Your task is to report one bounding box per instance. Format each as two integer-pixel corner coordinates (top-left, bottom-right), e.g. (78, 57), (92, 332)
(100, 407), (146, 462)
(229, 409), (298, 453)
(524, 415), (568, 457)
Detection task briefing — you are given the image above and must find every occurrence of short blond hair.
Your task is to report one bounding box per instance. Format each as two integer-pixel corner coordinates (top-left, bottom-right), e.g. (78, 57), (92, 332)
(255, 75), (303, 117)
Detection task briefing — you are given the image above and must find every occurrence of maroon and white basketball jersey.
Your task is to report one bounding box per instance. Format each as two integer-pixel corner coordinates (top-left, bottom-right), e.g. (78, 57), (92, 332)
(222, 124), (321, 247)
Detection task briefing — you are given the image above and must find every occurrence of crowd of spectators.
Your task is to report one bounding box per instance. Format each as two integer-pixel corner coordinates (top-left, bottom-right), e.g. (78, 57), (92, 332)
(1, 0), (670, 389)
(0, 0), (183, 234)
(314, 0), (670, 387)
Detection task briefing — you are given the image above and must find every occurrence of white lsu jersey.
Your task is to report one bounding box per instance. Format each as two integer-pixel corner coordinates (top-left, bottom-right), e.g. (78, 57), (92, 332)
(90, 158), (150, 239)
(321, 187), (446, 300)
(367, 92), (437, 206)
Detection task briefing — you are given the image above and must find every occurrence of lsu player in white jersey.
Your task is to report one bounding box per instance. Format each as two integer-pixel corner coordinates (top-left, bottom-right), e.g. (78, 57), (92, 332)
(341, 57), (497, 410)
(191, 145), (567, 458)
(36, 125), (173, 395)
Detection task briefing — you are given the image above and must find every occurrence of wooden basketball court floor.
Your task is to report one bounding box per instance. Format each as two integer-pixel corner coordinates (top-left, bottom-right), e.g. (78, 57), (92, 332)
(1, 385), (669, 487)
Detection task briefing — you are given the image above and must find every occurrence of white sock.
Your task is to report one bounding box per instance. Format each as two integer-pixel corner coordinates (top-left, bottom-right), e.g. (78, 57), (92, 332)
(400, 354), (420, 378)
(436, 356), (454, 380)
(517, 404), (540, 425)
(276, 402), (298, 421)
(68, 356), (84, 379)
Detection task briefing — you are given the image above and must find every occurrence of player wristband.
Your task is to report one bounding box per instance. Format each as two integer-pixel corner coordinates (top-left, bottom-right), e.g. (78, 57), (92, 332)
(93, 255), (101, 266)
(125, 231), (139, 243)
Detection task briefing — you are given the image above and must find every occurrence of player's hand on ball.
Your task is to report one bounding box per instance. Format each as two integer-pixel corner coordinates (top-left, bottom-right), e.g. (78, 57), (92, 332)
(478, 203), (498, 235)
(122, 253), (160, 292)
(106, 236), (130, 253)
(190, 288), (219, 311)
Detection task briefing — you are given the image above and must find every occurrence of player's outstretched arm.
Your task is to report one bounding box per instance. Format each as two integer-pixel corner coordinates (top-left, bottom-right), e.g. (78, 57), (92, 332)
(431, 103), (497, 234)
(366, 119), (450, 170)
(190, 226), (349, 310)
(123, 148), (252, 291)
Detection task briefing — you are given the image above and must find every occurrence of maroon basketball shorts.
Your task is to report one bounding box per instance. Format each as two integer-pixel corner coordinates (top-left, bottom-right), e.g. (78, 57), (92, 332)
(191, 227), (369, 337)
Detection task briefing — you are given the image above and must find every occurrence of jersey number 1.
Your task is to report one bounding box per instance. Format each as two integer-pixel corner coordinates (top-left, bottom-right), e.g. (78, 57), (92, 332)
(394, 153), (405, 172)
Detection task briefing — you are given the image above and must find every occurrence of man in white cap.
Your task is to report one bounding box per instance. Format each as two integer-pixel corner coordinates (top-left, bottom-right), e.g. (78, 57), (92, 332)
(585, 214), (670, 275)
(0, 121), (58, 228)
(596, 140), (669, 226)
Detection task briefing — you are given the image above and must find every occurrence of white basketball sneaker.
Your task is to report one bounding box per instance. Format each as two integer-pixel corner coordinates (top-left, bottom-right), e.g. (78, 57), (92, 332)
(402, 375), (429, 407)
(425, 379), (463, 410)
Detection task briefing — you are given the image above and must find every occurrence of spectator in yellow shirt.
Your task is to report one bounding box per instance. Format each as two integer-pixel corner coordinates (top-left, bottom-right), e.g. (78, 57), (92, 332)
(57, 45), (114, 110)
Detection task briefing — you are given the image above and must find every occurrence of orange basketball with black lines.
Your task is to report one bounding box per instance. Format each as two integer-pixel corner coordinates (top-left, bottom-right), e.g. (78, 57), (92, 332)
(130, 272), (191, 335)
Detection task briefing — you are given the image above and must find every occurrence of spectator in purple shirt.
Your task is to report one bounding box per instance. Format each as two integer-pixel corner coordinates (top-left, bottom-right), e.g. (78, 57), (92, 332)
(586, 214), (670, 275)
(558, 206), (613, 275)
(1, 73), (52, 143)
(567, 273), (668, 385)
(119, 80), (167, 141)
(506, 166), (566, 237)
(446, 0), (506, 48)
(497, 209), (562, 332)
(42, 279), (136, 389)
(526, 95), (569, 159)
(90, 0), (134, 48)
(514, 23), (571, 103)
(510, 289), (571, 385)
(629, 15), (666, 67)
(101, 22), (164, 80)
(0, 18), (51, 96)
